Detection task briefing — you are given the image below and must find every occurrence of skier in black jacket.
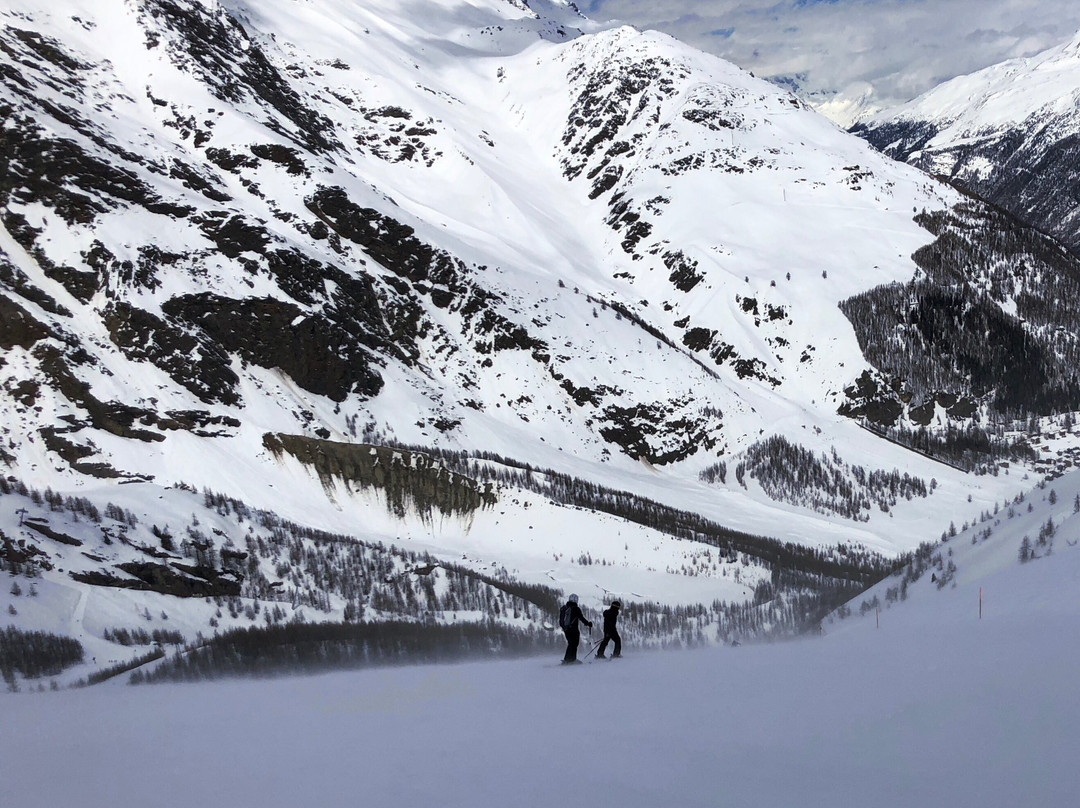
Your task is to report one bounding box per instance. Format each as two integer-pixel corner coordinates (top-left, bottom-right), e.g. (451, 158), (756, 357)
(595, 600), (622, 659)
(559, 594), (592, 664)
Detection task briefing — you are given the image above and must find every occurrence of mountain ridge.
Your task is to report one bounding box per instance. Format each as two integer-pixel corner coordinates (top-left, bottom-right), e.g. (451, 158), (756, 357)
(854, 27), (1080, 257)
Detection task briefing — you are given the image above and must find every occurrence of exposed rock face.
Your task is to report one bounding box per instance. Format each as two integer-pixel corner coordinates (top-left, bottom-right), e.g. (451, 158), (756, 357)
(163, 294), (385, 402)
(103, 302), (241, 405)
(71, 561), (241, 598)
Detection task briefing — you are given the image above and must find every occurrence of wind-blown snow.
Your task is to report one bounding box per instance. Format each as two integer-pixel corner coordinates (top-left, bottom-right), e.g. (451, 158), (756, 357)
(5, 474), (1079, 807)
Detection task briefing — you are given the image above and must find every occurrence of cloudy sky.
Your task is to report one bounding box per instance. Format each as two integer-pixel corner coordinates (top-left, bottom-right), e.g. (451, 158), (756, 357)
(584, 0), (1080, 121)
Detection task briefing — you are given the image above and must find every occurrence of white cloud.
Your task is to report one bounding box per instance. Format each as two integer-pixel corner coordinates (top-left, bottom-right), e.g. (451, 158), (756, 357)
(586, 0), (1080, 121)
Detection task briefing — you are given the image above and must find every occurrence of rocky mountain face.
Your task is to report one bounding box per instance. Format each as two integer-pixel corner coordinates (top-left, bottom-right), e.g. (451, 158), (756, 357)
(2, 0), (1068, 483)
(4, 0), (1080, 524)
(854, 31), (1080, 258)
(5, 0), (1080, 677)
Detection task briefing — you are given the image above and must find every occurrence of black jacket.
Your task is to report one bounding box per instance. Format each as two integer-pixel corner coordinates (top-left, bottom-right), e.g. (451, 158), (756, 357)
(603, 606), (620, 634)
(562, 601), (592, 631)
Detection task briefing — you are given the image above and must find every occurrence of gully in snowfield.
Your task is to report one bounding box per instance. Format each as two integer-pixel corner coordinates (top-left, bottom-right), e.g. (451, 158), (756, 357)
(558, 594), (593, 665)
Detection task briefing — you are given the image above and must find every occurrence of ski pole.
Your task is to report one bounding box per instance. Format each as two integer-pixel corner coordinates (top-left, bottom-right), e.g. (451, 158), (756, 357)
(582, 638), (603, 661)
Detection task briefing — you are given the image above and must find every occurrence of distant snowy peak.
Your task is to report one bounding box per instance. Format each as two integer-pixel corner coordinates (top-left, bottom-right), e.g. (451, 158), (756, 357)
(856, 28), (1080, 254)
(809, 84), (882, 130)
(762, 72), (882, 129)
(866, 29), (1080, 135)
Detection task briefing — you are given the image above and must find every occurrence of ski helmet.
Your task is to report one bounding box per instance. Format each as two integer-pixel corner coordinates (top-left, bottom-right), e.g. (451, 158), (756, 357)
(612, 600), (621, 609)
(568, 593), (579, 603)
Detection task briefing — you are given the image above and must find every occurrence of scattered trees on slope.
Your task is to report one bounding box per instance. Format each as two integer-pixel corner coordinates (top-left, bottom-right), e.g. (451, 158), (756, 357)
(734, 435), (929, 520)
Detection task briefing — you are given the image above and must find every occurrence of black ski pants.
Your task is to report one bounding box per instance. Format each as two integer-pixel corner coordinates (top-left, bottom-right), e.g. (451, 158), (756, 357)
(563, 626), (581, 662)
(597, 629), (621, 657)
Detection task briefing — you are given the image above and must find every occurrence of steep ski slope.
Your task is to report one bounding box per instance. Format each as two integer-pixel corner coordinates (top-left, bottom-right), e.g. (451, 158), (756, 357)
(833, 462), (1080, 633)
(856, 29), (1080, 255)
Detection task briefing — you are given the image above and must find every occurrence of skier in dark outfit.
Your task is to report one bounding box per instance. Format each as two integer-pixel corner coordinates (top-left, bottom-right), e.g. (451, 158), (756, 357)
(595, 600), (622, 659)
(560, 594), (592, 664)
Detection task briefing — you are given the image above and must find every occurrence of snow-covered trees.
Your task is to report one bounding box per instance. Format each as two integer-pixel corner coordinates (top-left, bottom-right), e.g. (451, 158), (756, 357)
(1019, 536), (1032, 563)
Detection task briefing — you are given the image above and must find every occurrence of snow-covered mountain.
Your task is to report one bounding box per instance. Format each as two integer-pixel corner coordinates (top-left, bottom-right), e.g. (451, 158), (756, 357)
(4, 0), (1080, 682)
(855, 30), (1080, 257)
